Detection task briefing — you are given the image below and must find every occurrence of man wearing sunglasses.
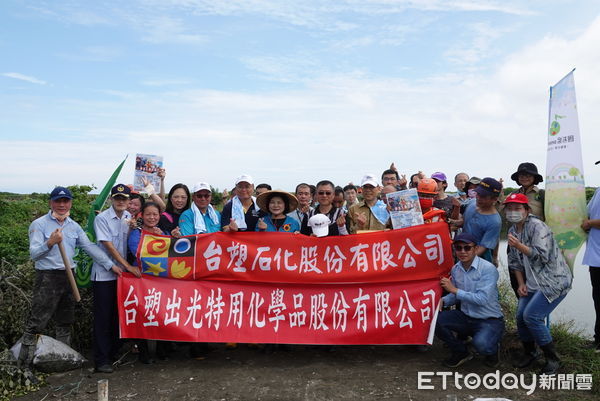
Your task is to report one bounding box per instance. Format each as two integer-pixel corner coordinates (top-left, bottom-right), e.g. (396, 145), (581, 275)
(178, 182), (221, 236)
(435, 233), (504, 368)
(301, 180), (348, 236)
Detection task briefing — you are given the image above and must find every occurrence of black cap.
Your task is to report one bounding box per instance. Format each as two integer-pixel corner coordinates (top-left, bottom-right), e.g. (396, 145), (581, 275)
(50, 186), (73, 201)
(453, 232), (478, 245)
(474, 177), (502, 197)
(111, 184), (131, 198)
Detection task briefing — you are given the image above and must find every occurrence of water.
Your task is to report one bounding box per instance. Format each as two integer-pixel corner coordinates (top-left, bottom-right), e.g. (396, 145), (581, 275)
(497, 240), (595, 337)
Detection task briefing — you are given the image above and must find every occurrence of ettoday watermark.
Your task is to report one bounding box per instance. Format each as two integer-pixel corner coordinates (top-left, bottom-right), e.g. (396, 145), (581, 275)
(417, 371), (593, 395)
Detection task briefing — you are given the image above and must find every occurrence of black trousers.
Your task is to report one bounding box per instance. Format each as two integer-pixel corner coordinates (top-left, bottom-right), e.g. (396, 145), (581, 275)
(25, 270), (74, 337)
(591, 267), (600, 344)
(93, 280), (120, 367)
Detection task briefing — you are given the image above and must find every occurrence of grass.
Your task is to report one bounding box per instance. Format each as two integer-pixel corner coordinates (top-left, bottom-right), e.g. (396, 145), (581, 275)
(497, 281), (600, 394)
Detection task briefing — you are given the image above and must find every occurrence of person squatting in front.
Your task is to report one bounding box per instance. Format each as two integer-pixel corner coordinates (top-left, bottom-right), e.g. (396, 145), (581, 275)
(435, 232), (504, 368)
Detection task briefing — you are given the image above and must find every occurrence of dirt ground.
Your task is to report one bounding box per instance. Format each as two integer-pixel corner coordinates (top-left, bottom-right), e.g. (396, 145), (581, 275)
(15, 342), (596, 401)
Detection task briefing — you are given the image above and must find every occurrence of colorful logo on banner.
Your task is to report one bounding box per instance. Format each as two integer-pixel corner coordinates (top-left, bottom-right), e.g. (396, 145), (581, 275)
(139, 235), (196, 279)
(136, 222), (453, 284)
(545, 70), (588, 270)
(121, 224), (454, 345)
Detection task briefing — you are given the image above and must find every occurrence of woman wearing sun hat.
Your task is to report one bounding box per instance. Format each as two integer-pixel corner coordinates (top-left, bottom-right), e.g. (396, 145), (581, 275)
(255, 190), (301, 233)
(509, 162), (545, 221)
(504, 193), (572, 375)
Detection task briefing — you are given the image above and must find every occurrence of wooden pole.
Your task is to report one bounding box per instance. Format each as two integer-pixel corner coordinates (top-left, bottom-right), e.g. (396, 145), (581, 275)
(98, 379), (108, 401)
(58, 242), (82, 302)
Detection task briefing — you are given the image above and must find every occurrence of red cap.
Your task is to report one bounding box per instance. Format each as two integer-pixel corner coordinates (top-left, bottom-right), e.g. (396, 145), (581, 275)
(503, 193), (528, 205)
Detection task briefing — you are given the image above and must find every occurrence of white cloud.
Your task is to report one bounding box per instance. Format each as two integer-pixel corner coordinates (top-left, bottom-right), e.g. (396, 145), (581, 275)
(2, 72), (47, 85)
(444, 22), (509, 66)
(4, 10), (600, 193)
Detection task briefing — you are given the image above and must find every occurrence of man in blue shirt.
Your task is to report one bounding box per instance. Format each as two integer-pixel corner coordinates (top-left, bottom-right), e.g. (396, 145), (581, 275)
(18, 187), (118, 376)
(178, 182), (221, 235)
(92, 184), (141, 373)
(582, 161), (600, 351)
(435, 233), (504, 368)
(462, 177), (502, 263)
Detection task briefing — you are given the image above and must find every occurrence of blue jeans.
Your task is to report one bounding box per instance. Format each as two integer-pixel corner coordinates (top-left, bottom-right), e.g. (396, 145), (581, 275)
(435, 309), (504, 355)
(516, 290), (566, 346)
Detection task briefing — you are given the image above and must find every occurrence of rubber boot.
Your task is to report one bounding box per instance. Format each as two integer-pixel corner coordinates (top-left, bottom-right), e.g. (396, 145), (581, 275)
(55, 326), (71, 347)
(540, 342), (561, 375)
(17, 333), (39, 384)
(17, 333), (37, 369)
(513, 341), (541, 368)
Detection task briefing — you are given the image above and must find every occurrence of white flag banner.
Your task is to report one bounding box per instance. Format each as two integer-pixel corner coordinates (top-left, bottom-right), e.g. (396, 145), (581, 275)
(545, 69), (587, 270)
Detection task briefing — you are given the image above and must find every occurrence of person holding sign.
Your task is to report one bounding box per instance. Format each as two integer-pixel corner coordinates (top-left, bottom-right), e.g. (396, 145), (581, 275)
(505, 193), (572, 375)
(347, 174), (389, 233)
(18, 187), (118, 378)
(255, 190), (301, 233)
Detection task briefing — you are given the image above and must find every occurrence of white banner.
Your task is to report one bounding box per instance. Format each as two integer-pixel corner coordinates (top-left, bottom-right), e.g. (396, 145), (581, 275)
(545, 70), (587, 270)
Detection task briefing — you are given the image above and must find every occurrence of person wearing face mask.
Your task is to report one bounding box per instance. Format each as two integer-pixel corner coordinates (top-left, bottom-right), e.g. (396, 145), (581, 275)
(417, 178), (445, 223)
(453, 172), (470, 206)
(17, 187), (120, 379)
(505, 193), (572, 375)
(461, 177), (481, 209)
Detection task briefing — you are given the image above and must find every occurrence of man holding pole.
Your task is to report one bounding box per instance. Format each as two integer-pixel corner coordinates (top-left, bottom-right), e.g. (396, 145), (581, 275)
(18, 186), (119, 376)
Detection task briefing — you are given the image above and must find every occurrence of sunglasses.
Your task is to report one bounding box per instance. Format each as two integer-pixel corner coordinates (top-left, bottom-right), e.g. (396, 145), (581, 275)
(453, 244), (474, 252)
(318, 191), (332, 196)
(194, 193), (211, 198)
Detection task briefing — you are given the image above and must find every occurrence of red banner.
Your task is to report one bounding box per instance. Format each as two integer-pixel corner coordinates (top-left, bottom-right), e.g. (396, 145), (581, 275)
(118, 275), (442, 344)
(134, 222), (453, 283)
(119, 223), (453, 344)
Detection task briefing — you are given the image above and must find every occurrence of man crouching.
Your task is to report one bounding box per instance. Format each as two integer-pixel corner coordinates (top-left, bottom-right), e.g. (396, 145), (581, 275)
(435, 233), (504, 368)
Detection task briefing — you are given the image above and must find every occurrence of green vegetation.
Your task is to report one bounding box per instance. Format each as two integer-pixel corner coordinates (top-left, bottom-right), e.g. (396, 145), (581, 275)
(0, 187), (598, 398)
(498, 281), (600, 395)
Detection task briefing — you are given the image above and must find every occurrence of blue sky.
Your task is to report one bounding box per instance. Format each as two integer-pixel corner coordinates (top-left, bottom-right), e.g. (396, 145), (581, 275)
(2, 0), (600, 193)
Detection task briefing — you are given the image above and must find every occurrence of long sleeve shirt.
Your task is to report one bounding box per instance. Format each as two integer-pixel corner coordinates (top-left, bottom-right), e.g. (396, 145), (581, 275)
(29, 211), (113, 271)
(442, 256), (503, 319)
(507, 215), (572, 303)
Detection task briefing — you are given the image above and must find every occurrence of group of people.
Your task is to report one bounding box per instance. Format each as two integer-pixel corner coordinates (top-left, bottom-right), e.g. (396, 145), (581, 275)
(17, 161), (600, 378)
